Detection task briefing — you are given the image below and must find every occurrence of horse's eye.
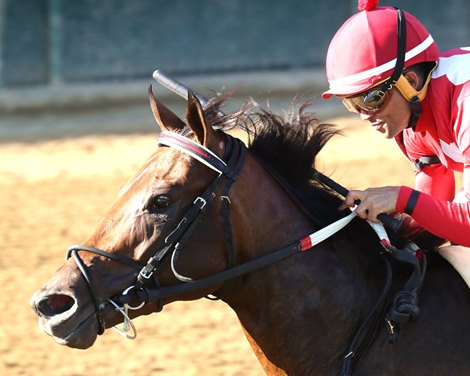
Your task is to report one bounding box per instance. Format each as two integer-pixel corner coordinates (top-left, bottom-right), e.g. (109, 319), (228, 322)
(152, 195), (171, 209)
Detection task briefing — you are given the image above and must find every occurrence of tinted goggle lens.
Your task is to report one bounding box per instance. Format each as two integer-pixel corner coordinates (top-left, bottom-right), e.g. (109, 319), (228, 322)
(342, 87), (390, 114)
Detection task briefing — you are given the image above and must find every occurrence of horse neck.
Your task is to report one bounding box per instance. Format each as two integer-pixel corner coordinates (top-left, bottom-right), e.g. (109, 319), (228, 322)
(230, 154), (313, 259)
(219, 154), (382, 373)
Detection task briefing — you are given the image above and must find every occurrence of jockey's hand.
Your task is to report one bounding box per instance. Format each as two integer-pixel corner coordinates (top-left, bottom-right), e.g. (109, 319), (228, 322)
(340, 186), (400, 222)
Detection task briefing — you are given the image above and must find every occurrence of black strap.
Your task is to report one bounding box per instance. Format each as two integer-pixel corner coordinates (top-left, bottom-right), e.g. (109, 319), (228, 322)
(68, 249), (107, 334)
(219, 139), (246, 269)
(67, 245), (143, 270)
(380, 8), (407, 91)
(385, 243), (427, 344)
(341, 256), (393, 376)
(408, 96), (422, 129)
(135, 176), (223, 288)
(135, 135), (247, 290)
(404, 190), (420, 215)
(413, 155), (441, 172)
(138, 242), (301, 303)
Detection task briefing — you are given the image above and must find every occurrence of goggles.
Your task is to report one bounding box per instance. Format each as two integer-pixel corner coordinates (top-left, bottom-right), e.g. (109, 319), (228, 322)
(342, 83), (394, 114)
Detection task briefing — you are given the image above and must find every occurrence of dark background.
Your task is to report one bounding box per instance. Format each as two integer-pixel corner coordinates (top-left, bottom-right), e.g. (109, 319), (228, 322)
(2, 0), (468, 87)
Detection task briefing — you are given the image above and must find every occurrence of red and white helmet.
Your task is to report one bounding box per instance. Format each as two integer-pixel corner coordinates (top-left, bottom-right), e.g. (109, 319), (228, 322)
(322, 0), (439, 98)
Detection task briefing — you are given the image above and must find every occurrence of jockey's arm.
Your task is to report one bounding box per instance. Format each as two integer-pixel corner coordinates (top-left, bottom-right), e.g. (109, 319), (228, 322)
(395, 163), (454, 248)
(396, 162), (470, 247)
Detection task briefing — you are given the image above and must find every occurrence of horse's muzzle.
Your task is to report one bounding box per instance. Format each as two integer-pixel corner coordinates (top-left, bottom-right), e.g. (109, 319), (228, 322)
(30, 288), (100, 349)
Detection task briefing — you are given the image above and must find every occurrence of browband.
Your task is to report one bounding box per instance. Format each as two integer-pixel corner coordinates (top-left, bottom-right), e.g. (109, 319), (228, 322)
(158, 131), (229, 175)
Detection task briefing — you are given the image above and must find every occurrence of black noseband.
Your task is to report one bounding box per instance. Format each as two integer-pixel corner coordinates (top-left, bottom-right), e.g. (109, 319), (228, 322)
(66, 245), (143, 334)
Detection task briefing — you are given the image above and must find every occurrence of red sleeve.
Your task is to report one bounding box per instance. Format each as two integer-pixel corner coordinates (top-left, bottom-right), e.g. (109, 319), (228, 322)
(397, 186), (470, 246)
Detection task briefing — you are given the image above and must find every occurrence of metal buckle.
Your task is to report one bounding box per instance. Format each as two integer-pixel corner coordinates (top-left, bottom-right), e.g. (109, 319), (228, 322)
(138, 266), (154, 280)
(193, 196), (207, 209)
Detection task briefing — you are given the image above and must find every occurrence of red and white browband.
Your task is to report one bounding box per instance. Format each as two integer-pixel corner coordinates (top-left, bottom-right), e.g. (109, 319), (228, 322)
(158, 131), (229, 175)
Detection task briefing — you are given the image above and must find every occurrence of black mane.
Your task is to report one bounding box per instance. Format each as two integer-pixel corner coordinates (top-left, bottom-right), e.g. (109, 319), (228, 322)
(205, 94), (346, 226)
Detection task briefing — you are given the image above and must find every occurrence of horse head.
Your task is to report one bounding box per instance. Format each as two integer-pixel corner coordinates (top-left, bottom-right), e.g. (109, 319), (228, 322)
(30, 87), (256, 349)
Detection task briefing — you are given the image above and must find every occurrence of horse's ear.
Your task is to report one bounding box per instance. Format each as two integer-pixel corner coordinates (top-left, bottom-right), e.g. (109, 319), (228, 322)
(148, 85), (186, 131)
(186, 90), (216, 147)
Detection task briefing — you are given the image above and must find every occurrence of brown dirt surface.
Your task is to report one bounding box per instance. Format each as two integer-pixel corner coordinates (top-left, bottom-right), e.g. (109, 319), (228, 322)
(0, 115), (416, 376)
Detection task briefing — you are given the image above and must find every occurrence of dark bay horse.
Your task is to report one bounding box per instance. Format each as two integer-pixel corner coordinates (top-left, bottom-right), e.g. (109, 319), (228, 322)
(31, 89), (470, 375)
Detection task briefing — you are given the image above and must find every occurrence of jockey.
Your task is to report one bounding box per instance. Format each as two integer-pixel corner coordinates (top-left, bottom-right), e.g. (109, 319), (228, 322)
(323, 0), (470, 287)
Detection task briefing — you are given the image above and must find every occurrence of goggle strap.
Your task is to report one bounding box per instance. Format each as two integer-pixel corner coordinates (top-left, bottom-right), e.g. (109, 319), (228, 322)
(396, 66), (434, 104)
(381, 8), (407, 92)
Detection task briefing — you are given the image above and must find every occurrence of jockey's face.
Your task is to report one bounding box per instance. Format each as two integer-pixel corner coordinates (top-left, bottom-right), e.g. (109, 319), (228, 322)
(356, 86), (411, 139)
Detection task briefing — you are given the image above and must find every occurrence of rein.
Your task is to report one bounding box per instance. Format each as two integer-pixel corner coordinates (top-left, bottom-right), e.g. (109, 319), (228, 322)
(66, 130), (358, 338)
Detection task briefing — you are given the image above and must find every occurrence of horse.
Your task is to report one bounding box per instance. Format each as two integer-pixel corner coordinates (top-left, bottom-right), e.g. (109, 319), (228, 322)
(31, 88), (470, 375)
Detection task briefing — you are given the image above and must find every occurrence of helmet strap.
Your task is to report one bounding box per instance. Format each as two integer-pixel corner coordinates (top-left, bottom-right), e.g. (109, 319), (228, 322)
(408, 97), (422, 129)
(378, 8), (407, 92)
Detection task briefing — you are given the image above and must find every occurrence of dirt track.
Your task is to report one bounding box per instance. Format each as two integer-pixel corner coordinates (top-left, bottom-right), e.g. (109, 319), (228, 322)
(0, 114), (414, 376)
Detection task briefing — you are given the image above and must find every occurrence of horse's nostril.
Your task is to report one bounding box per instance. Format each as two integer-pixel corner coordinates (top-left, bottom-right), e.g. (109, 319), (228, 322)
(37, 294), (75, 317)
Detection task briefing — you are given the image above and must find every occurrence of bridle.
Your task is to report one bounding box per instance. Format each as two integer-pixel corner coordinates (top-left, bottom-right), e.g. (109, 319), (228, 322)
(66, 130), (246, 335)
(65, 130), (359, 339)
